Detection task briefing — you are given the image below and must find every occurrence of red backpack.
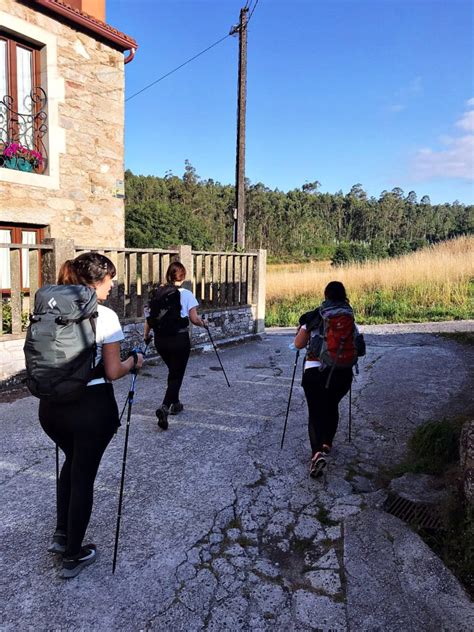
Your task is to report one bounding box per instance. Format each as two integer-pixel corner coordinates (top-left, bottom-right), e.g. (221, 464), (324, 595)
(307, 304), (362, 370)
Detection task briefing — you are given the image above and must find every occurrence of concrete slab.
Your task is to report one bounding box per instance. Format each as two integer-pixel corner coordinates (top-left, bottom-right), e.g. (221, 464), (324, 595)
(344, 509), (474, 632)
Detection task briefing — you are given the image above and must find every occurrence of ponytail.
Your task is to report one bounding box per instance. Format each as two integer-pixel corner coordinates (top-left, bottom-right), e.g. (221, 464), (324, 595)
(57, 260), (78, 285)
(57, 253), (116, 286)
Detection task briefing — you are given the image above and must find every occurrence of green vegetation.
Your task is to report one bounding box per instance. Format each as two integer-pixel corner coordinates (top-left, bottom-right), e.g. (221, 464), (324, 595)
(2, 300), (29, 334)
(125, 166), (473, 261)
(125, 166), (473, 326)
(266, 282), (473, 326)
(394, 418), (465, 476)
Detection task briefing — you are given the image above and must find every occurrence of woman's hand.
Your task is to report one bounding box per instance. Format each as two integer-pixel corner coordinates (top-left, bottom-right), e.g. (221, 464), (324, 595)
(189, 307), (206, 328)
(132, 352), (144, 372)
(103, 342), (143, 381)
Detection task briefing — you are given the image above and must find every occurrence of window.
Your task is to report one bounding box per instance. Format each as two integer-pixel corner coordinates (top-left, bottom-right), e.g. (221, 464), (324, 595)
(0, 33), (47, 173)
(0, 224), (44, 291)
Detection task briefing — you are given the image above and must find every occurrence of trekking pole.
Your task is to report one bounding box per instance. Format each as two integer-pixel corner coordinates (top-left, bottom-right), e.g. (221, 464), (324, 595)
(112, 345), (147, 573)
(280, 348), (300, 450)
(117, 342), (150, 424)
(204, 322), (231, 388)
(348, 383), (352, 443)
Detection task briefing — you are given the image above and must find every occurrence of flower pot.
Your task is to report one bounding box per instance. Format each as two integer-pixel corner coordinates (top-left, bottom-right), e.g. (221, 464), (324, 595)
(3, 157), (34, 172)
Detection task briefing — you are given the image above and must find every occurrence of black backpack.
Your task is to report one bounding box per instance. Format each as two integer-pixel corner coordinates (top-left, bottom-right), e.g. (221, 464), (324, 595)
(147, 285), (189, 336)
(24, 285), (99, 402)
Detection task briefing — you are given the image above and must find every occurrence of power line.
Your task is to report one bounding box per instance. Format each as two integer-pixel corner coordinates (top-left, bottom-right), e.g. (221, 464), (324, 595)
(248, 0), (260, 23)
(125, 33), (231, 103)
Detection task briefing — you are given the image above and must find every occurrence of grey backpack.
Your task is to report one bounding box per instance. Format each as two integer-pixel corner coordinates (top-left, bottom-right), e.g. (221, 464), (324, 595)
(24, 285), (98, 402)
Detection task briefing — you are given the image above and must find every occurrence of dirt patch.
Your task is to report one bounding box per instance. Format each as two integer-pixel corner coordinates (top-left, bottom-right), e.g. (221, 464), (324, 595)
(0, 383), (31, 403)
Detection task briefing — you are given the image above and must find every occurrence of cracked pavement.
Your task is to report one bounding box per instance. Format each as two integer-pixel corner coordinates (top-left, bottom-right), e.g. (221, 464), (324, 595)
(1, 322), (474, 631)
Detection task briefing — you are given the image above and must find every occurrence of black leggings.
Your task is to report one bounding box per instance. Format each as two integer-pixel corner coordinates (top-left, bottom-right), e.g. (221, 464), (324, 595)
(302, 366), (352, 456)
(39, 384), (119, 557)
(154, 332), (191, 407)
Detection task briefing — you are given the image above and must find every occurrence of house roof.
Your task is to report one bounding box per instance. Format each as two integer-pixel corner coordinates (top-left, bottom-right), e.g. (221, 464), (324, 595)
(30, 0), (137, 58)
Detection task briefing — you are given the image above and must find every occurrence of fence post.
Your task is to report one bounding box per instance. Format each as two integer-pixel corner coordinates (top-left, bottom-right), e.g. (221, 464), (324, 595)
(177, 245), (193, 292)
(42, 238), (75, 284)
(253, 249), (266, 333)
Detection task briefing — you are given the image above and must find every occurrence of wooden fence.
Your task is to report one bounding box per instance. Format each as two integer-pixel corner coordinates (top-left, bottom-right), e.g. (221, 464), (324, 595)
(0, 239), (266, 337)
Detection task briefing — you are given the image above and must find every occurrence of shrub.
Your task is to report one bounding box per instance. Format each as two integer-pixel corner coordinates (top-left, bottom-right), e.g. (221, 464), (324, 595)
(2, 300), (29, 334)
(407, 418), (464, 475)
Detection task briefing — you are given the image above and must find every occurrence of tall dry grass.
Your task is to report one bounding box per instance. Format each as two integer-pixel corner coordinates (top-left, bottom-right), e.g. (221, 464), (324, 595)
(267, 236), (474, 299)
(266, 236), (474, 325)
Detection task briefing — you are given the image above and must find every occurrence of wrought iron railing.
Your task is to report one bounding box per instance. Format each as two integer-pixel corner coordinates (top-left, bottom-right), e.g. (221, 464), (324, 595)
(0, 87), (48, 174)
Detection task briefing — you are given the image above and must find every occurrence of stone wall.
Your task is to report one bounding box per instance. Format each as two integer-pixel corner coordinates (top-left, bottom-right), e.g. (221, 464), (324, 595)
(0, 306), (259, 387)
(0, 0), (126, 248)
(121, 305), (258, 355)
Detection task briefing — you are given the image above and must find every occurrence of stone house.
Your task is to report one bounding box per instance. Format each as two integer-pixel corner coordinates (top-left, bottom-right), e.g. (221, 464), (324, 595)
(0, 2), (267, 387)
(0, 0), (137, 291)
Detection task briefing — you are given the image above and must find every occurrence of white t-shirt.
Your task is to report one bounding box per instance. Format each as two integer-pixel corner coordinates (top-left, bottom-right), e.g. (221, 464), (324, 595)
(301, 323), (322, 371)
(88, 304), (124, 386)
(178, 287), (199, 317)
(143, 286), (199, 325)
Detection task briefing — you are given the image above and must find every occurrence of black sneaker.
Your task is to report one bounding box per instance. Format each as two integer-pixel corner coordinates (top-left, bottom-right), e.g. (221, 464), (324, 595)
(169, 402), (184, 415)
(60, 544), (97, 579)
(47, 530), (67, 554)
(156, 405), (169, 430)
(309, 452), (327, 478)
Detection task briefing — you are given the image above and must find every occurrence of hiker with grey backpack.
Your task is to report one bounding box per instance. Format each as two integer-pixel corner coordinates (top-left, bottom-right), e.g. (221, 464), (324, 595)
(144, 261), (206, 431)
(24, 252), (143, 579)
(293, 281), (365, 478)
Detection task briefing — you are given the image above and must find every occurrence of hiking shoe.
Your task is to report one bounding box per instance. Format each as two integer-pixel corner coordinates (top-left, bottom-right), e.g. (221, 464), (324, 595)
(169, 402), (184, 415)
(47, 530), (67, 554)
(322, 444), (332, 455)
(59, 544), (97, 579)
(310, 452), (327, 478)
(156, 405), (169, 430)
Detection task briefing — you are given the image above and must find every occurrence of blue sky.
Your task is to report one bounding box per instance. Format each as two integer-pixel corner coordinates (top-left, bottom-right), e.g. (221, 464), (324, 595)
(108, 0), (474, 204)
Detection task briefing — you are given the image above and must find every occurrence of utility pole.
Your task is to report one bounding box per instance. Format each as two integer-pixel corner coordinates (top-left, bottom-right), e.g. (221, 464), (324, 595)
(232, 6), (248, 250)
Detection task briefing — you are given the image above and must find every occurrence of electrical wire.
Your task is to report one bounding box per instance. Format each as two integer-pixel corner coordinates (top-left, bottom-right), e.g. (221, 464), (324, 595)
(42, 4), (259, 104)
(125, 33), (232, 102)
(248, 0), (260, 23)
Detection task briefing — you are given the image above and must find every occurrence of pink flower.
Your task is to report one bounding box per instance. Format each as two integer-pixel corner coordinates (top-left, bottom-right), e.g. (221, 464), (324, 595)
(2, 142), (43, 165)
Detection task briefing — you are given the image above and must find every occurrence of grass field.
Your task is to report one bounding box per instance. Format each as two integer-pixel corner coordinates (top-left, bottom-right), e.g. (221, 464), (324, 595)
(266, 236), (474, 326)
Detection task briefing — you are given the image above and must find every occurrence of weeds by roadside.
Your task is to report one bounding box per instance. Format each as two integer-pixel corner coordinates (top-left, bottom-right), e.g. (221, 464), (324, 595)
(392, 417), (465, 477)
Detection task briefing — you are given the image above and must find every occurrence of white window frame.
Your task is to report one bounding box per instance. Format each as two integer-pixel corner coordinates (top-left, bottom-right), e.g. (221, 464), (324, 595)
(0, 11), (65, 190)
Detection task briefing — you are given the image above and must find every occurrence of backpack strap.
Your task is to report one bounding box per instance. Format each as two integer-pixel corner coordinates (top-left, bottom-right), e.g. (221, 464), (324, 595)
(88, 311), (106, 379)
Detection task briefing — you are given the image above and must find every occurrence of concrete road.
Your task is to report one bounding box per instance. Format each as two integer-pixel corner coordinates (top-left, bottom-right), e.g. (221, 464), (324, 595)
(1, 322), (473, 631)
